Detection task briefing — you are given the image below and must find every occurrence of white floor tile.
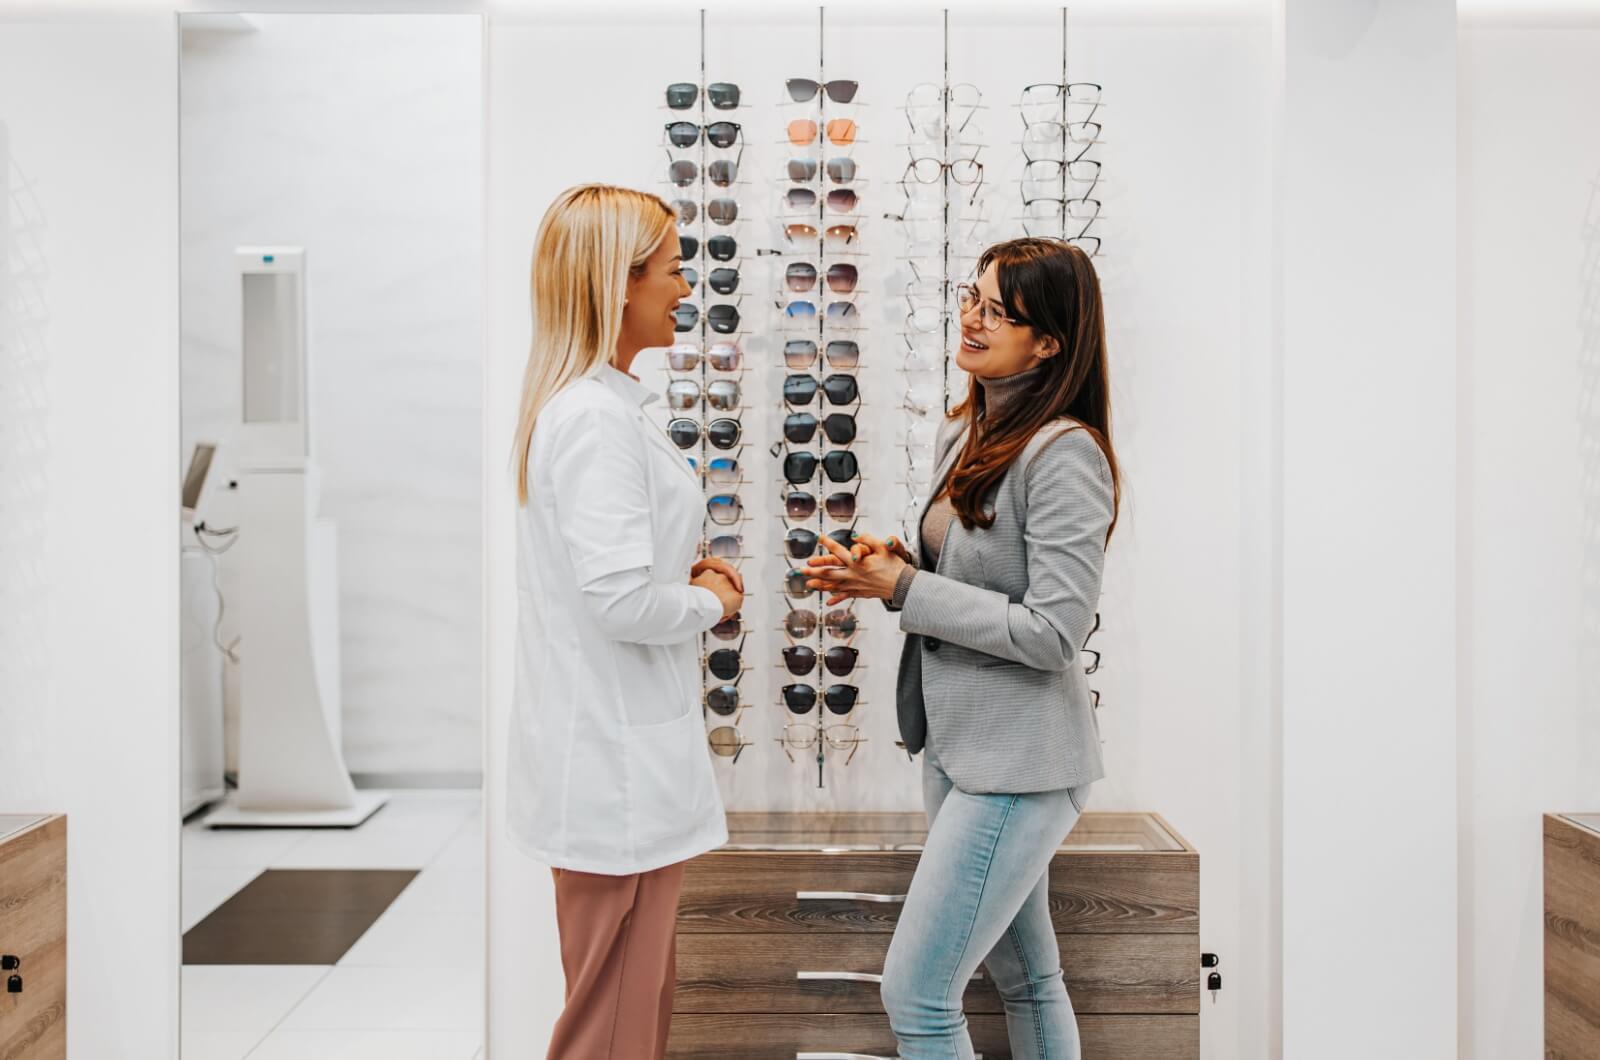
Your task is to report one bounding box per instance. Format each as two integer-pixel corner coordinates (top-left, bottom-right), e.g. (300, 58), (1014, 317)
(181, 965), (331, 1036)
(245, 1028), (481, 1060)
(183, 864), (263, 933)
(384, 866), (483, 918)
(182, 824), (317, 869)
(426, 824), (484, 872)
(270, 814), (462, 870)
(180, 1029), (265, 1060)
(276, 966), (483, 1032)
(338, 910), (483, 969)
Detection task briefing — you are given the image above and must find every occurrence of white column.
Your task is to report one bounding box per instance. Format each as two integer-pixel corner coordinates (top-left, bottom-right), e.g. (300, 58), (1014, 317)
(1279, 1), (1459, 1057)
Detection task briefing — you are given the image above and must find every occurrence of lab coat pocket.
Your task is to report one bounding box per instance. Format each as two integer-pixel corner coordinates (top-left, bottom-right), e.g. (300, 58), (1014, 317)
(621, 708), (718, 854)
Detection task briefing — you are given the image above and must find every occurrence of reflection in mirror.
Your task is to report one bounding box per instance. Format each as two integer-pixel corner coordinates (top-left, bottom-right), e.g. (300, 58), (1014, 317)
(176, 14), (486, 1059)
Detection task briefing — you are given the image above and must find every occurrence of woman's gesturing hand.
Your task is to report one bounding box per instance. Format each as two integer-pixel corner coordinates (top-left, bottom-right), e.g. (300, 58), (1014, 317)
(805, 532), (908, 606)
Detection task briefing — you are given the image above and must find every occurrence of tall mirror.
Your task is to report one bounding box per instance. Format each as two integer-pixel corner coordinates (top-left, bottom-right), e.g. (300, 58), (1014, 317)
(176, 14), (486, 1058)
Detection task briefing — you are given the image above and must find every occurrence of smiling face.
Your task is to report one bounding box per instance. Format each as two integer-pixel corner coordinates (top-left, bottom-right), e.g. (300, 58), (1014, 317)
(619, 225), (694, 353)
(955, 263), (1060, 379)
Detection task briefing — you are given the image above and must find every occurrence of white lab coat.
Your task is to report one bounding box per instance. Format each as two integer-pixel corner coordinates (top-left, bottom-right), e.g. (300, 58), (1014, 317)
(506, 362), (729, 875)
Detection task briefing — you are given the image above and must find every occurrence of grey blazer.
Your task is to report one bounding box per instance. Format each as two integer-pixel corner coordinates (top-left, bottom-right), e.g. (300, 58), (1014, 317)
(885, 411), (1113, 794)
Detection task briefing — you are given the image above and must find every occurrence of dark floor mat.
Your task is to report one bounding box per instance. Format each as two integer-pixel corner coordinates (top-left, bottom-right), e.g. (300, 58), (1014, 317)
(183, 868), (419, 965)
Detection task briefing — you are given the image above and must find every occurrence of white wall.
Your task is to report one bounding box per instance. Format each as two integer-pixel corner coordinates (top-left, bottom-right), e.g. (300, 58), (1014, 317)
(483, 6), (1277, 1057)
(0, 14), (181, 1060)
(1458, 10), (1600, 1058)
(1280, 1), (1459, 1057)
(179, 13), (485, 778)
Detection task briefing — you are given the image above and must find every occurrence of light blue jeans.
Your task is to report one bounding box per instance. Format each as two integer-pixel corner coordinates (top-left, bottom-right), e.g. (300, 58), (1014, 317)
(880, 747), (1092, 1060)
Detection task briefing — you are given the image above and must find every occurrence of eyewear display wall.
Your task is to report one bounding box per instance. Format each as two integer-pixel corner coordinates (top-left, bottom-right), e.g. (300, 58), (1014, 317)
(643, 7), (1106, 797)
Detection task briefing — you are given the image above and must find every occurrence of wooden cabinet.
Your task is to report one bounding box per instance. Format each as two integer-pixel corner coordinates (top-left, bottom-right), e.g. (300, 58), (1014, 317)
(668, 811), (1199, 1059)
(0, 815), (67, 1060)
(1546, 812), (1600, 1059)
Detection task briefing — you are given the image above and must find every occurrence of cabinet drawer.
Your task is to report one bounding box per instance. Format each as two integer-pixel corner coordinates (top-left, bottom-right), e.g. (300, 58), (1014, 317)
(664, 1012), (1200, 1059)
(674, 932), (1199, 1015)
(679, 850), (1198, 935)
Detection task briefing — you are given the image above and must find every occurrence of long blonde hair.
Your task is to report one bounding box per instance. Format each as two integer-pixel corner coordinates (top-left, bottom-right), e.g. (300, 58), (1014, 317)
(510, 184), (677, 505)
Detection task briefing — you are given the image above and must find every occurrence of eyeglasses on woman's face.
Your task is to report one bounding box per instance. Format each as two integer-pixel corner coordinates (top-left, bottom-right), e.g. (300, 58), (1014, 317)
(955, 282), (1030, 333)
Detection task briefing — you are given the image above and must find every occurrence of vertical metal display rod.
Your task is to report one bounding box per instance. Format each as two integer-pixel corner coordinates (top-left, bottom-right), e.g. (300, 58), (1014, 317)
(696, 8), (712, 723)
(815, 4), (828, 790)
(1059, 6), (1069, 241)
(941, 7), (952, 413)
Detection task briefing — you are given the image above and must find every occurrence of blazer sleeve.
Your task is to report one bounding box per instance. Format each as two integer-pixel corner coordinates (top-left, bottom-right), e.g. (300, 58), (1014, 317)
(544, 403), (723, 644)
(895, 427), (1112, 671)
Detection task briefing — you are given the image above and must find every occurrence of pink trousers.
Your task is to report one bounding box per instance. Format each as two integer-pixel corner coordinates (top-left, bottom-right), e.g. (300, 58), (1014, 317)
(546, 860), (686, 1060)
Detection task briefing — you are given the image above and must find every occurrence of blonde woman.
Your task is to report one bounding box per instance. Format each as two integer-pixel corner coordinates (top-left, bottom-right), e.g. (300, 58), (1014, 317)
(506, 184), (744, 1059)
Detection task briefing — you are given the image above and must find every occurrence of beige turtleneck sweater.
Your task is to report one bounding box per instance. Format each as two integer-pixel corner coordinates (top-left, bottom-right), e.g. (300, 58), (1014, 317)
(891, 362), (1049, 606)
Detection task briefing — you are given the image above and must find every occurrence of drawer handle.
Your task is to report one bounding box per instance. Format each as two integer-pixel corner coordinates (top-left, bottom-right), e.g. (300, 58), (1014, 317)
(797, 970), (985, 984)
(795, 890), (908, 903)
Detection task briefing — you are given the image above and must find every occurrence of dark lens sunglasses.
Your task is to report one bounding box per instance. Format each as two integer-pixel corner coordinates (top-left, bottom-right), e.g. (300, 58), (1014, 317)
(782, 645), (861, 677)
(783, 373), (860, 407)
(783, 411), (857, 445)
(665, 120), (741, 149)
(668, 416), (741, 450)
(783, 449), (859, 485)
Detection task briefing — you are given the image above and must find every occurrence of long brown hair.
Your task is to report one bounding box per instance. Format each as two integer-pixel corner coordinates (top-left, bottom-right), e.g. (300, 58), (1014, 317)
(941, 237), (1121, 542)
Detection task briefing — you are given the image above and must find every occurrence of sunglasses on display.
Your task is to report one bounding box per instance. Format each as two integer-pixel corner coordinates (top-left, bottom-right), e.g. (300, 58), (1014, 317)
(707, 723), (753, 763)
(694, 457), (742, 489)
(679, 234), (739, 262)
(782, 223), (859, 247)
(786, 157), (858, 185)
(784, 187), (861, 214)
(783, 338), (860, 370)
(781, 605), (859, 640)
(705, 633), (748, 682)
(667, 120), (742, 150)
(704, 531), (744, 558)
(668, 158), (740, 188)
(710, 611), (742, 641)
(780, 525), (857, 563)
(780, 683), (860, 715)
(787, 118), (858, 147)
(667, 416), (742, 450)
(782, 448), (860, 486)
(667, 341), (744, 372)
(665, 81), (743, 110)
(782, 643), (861, 678)
(780, 300), (859, 326)
(783, 373), (860, 407)
(707, 493), (744, 526)
(786, 78), (859, 104)
(675, 303), (740, 334)
(705, 674), (746, 716)
(783, 410), (857, 446)
(783, 489), (857, 522)
(666, 378), (741, 412)
(784, 262), (859, 295)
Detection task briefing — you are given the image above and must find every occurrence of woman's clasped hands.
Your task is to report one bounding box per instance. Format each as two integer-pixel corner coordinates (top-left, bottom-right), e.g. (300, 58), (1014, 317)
(691, 557), (745, 619)
(804, 532), (913, 606)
